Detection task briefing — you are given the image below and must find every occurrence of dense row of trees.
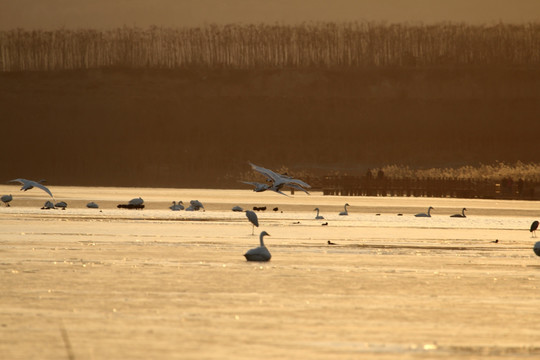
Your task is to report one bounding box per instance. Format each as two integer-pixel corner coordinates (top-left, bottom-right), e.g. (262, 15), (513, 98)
(2, 22), (540, 71)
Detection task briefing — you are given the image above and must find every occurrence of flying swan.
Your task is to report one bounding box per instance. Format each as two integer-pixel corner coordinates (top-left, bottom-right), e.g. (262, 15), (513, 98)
(9, 178), (54, 199)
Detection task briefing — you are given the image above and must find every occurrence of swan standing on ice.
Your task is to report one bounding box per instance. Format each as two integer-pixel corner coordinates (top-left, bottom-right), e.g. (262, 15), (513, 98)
(450, 208), (467, 218)
(339, 203), (350, 216)
(245, 210), (259, 235)
(1, 194), (12, 207)
(244, 231), (271, 261)
(314, 207), (324, 219)
(415, 206), (434, 217)
(9, 178), (54, 199)
(86, 202), (99, 209)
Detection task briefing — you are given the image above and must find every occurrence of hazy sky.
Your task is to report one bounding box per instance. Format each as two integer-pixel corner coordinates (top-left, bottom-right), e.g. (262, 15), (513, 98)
(1, 0), (540, 30)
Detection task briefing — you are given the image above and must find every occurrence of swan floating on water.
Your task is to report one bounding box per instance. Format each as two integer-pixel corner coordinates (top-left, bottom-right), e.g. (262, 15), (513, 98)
(245, 210), (259, 235)
(244, 231), (271, 261)
(339, 203), (350, 216)
(450, 208), (467, 218)
(9, 178), (54, 199)
(1, 194), (12, 207)
(314, 207), (324, 219)
(415, 206), (434, 217)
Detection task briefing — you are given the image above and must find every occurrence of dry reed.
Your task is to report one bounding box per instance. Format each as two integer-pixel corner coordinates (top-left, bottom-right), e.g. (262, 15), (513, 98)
(377, 162), (540, 181)
(1, 22), (540, 71)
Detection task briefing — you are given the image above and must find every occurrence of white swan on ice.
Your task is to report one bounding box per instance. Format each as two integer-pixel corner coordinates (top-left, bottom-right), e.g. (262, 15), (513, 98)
(244, 231), (271, 261)
(186, 200), (204, 211)
(1, 194), (13, 206)
(339, 203), (350, 216)
(450, 208), (467, 218)
(129, 197), (144, 206)
(415, 206), (434, 217)
(170, 201), (184, 211)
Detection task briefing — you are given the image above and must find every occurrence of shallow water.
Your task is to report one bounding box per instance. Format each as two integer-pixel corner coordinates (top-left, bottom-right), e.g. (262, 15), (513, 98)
(1, 186), (540, 359)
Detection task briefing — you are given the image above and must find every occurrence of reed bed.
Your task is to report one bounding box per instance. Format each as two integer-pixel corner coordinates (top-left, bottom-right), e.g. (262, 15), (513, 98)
(376, 162), (540, 182)
(1, 22), (540, 71)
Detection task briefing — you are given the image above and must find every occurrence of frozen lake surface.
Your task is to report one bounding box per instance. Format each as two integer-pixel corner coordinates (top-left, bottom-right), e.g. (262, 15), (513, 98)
(1, 186), (540, 359)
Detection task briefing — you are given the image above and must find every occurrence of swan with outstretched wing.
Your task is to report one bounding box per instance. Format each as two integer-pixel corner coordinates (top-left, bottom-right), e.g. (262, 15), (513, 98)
(9, 178), (54, 199)
(248, 162), (311, 194)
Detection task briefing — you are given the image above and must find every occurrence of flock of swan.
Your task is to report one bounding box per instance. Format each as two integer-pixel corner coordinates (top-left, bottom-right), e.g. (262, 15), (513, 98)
(1, 178), (209, 212)
(241, 162), (311, 196)
(413, 206), (468, 218)
(3, 163), (540, 261)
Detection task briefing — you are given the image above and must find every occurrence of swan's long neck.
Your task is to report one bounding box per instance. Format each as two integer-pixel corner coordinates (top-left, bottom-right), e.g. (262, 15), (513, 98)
(462, 208), (466, 216)
(259, 233), (266, 247)
(344, 204), (348, 211)
(316, 208), (320, 216)
(427, 207), (432, 215)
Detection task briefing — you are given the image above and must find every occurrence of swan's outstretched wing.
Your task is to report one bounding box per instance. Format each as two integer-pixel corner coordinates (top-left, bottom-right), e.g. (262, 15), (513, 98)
(284, 183), (310, 194)
(240, 181), (269, 192)
(9, 178), (53, 198)
(33, 182), (54, 198)
(249, 162), (282, 183)
(283, 178), (311, 189)
(249, 162), (311, 188)
(9, 178), (28, 187)
(269, 187), (290, 197)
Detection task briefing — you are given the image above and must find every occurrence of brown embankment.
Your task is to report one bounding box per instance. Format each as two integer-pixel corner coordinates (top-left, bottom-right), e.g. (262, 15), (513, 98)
(1, 67), (539, 188)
